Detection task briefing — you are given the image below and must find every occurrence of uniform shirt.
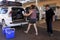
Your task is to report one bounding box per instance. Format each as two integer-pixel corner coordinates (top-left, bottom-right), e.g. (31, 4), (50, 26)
(45, 8), (55, 21)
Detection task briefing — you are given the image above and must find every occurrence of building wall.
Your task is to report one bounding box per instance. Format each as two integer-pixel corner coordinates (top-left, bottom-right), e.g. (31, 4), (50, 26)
(22, 0), (60, 7)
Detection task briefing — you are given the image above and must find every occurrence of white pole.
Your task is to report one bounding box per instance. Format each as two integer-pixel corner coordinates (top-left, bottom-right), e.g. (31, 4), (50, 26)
(36, 0), (41, 20)
(36, 0), (38, 6)
(36, 0), (42, 20)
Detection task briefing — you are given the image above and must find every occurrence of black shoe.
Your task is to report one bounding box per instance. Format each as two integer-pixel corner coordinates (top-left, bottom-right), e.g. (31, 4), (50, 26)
(48, 33), (53, 37)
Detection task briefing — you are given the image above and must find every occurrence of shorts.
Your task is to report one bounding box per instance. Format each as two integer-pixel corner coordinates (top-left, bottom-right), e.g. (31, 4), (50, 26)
(29, 19), (36, 24)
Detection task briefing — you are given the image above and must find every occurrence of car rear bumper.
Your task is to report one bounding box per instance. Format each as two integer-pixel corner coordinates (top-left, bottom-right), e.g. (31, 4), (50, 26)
(7, 22), (28, 27)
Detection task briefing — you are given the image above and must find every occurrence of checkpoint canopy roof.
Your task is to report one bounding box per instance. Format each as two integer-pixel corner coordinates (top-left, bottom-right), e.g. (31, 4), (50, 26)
(0, 1), (22, 6)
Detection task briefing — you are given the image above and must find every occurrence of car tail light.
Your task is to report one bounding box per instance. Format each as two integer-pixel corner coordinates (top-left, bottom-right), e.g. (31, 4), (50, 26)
(9, 11), (12, 17)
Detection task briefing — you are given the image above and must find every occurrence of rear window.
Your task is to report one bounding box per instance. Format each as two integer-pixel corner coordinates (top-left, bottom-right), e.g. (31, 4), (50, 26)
(0, 7), (8, 14)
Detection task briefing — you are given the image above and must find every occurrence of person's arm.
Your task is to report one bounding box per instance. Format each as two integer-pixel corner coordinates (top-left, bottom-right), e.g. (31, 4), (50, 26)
(51, 9), (55, 21)
(23, 10), (32, 16)
(53, 12), (55, 22)
(53, 15), (55, 22)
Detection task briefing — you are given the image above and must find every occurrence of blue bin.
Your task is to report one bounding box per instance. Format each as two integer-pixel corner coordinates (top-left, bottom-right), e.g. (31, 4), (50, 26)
(5, 28), (15, 39)
(2, 27), (10, 35)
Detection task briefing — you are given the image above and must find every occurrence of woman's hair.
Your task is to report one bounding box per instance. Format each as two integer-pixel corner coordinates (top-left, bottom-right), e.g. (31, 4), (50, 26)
(45, 4), (50, 7)
(30, 5), (36, 9)
(56, 6), (60, 9)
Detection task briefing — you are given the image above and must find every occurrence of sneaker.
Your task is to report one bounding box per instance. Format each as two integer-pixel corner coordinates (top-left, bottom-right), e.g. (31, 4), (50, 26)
(49, 34), (53, 37)
(35, 33), (38, 36)
(24, 31), (28, 34)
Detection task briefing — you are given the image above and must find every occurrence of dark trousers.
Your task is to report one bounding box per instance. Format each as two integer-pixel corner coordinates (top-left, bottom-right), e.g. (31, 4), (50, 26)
(46, 20), (53, 34)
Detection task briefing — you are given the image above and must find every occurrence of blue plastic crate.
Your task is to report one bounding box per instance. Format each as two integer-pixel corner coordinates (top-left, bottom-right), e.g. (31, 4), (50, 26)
(5, 28), (15, 39)
(2, 27), (10, 35)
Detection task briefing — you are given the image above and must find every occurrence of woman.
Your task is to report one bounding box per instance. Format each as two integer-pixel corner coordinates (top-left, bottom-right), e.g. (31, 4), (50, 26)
(23, 5), (38, 35)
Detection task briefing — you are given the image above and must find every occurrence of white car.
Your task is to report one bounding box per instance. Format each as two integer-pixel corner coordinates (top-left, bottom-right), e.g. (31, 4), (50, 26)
(0, 6), (28, 27)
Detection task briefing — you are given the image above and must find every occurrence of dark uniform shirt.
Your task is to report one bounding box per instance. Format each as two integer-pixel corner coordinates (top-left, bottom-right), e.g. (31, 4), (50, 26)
(45, 8), (55, 21)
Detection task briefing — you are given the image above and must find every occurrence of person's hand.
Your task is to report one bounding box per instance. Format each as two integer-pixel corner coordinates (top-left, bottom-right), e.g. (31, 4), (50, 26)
(23, 10), (32, 16)
(23, 13), (28, 16)
(53, 18), (55, 22)
(53, 15), (55, 22)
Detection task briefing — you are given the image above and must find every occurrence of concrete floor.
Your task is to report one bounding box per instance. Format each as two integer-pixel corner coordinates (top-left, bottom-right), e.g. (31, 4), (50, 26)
(0, 21), (60, 40)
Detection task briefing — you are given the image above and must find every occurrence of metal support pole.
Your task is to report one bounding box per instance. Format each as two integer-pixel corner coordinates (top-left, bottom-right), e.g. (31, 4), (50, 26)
(36, 0), (38, 6)
(36, 0), (41, 20)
